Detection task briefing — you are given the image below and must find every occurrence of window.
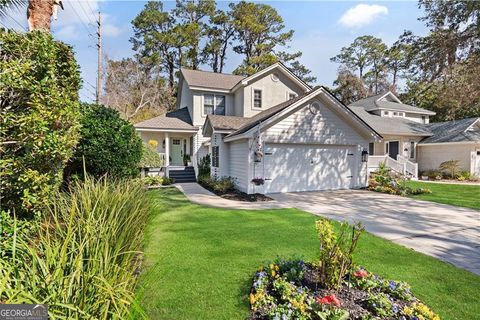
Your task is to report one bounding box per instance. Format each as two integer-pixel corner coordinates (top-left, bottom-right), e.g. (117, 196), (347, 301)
(212, 146), (219, 168)
(253, 89), (262, 108)
(422, 116), (426, 124)
(410, 141), (415, 159)
(203, 94), (214, 115)
(393, 112), (398, 116)
(383, 111), (389, 116)
(385, 142), (389, 154)
(172, 139), (181, 145)
(288, 93), (297, 100)
(215, 95), (225, 115)
(368, 143), (374, 155)
(203, 94), (225, 115)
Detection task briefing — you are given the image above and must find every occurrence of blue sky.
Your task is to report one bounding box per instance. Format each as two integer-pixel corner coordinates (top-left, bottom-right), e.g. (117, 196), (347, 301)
(2, 1), (428, 102)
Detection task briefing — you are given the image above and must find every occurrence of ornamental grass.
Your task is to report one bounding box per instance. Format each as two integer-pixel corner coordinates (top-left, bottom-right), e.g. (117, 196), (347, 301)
(0, 177), (151, 319)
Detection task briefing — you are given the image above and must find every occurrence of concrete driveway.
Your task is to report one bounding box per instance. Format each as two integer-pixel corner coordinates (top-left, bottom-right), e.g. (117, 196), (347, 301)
(269, 190), (480, 275)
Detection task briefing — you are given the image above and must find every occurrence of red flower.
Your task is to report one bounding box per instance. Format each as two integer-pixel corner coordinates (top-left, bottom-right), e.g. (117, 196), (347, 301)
(353, 269), (369, 278)
(316, 294), (341, 307)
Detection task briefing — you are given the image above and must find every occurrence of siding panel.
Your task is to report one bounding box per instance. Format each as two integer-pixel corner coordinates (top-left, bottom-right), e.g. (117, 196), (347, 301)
(229, 140), (249, 192)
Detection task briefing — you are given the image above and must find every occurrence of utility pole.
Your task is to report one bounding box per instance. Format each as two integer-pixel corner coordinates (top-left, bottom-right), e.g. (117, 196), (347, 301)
(96, 11), (102, 104)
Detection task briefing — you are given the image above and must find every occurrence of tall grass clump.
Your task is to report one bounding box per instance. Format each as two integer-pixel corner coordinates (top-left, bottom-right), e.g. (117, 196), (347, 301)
(0, 177), (151, 318)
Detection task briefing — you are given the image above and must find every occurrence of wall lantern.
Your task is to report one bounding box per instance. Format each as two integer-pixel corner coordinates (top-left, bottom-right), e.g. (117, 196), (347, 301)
(361, 150), (369, 162)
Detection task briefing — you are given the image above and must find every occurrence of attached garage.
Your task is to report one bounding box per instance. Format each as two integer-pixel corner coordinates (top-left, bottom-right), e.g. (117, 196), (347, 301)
(222, 87), (382, 195)
(263, 143), (357, 193)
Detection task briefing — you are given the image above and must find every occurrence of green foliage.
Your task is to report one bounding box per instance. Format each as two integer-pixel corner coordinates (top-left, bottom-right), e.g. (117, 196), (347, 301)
(0, 31), (81, 217)
(65, 103), (143, 180)
(139, 143), (164, 168)
(366, 293), (394, 317)
(369, 164), (431, 196)
(0, 177), (151, 318)
(198, 154), (211, 177)
(315, 219), (363, 289)
(0, 210), (37, 260)
(198, 175), (236, 194)
(420, 169), (443, 180)
(438, 160), (461, 178)
(139, 175), (173, 186)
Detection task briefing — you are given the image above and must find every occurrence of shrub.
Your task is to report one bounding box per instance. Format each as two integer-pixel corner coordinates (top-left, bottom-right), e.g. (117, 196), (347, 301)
(198, 154), (211, 177)
(0, 177), (151, 318)
(65, 103), (143, 180)
(439, 160), (461, 178)
(369, 165), (431, 196)
(139, 142), (164, 168)
(420, 169), (443, 180)
(139, 175), (173, 186)
(0, 31), (81, 217)
(198, 175), (236, 194)
(316, 219), (363, 289)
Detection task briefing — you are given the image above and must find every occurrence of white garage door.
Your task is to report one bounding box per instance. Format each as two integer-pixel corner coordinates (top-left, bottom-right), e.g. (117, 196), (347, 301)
(263, 143), (356, 194)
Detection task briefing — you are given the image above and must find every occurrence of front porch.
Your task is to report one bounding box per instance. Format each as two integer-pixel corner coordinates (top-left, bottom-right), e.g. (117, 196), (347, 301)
(368, 154), (418, 179)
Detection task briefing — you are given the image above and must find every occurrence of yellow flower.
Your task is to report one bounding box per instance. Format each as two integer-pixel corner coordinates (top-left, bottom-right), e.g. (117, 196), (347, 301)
(249, 293), (256, 306)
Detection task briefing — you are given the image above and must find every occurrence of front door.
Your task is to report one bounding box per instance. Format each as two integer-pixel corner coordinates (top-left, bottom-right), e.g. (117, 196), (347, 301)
(170, 138), (183, 165)
(388, 141), (399, 160)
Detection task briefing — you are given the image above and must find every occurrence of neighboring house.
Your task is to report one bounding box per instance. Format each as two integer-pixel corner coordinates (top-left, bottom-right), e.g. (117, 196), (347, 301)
(348, 92), (480, 177)
(134, 64), (480, 194)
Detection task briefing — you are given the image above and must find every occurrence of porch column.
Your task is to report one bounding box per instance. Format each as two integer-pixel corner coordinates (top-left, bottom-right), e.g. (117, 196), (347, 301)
(165, 132), (170, 167)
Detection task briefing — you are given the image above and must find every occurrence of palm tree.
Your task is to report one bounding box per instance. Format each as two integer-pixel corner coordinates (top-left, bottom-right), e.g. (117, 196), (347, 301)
(1, 0), (62, 31)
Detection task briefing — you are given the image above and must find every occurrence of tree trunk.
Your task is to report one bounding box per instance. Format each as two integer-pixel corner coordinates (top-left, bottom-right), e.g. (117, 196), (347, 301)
(27, 0), (57, 32)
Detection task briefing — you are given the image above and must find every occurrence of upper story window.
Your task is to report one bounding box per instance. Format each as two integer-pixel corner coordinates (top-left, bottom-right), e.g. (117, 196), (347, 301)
(253, 89), (262, 109)
(204, 94), (225, 116)
(421, 116), (426, 124)
(288, 93), (297, 100)
(382, 111), (389, 116)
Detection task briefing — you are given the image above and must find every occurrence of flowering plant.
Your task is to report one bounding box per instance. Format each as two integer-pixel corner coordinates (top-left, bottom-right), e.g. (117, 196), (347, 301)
(316, 294), (341, 307)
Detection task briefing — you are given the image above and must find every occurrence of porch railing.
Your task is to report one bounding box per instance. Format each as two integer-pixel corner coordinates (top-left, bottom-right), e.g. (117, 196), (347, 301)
(367, 155), (418, 179)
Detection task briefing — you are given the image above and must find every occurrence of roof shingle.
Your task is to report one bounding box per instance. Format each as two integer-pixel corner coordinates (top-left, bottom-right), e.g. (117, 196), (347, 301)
(207, 115), (251, 131)
(420, 118), (480, 143)
(134, 107), (197, 131)
(181, 68), (245, 91)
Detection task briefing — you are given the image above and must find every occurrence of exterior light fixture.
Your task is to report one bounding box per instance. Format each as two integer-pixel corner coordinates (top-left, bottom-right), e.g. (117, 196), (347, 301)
(361, 150), (369, 162)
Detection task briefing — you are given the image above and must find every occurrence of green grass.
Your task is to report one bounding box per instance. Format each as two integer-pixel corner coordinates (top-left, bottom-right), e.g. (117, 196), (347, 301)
(135, 188), (480, 320)
(406, 181), (480, 210)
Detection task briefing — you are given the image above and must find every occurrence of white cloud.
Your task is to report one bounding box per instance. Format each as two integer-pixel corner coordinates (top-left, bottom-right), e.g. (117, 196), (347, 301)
(338, 4), (388, 28)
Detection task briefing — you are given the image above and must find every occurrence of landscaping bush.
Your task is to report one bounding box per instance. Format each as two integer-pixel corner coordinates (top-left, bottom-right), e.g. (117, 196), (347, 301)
(439, 160), (461, 179)
(369, 163), (431, 196)
(198, 154), (211, 177)
(139, 142), (164, 168)
(0, 31), (82, 217)
(249, 221), (440, 320)
(65, 103), (143, 180)
(0, 177), (151, 318)
(198, 175), (236, 194)
(420, 169), (443, 180)
(139, 175), (173, 186)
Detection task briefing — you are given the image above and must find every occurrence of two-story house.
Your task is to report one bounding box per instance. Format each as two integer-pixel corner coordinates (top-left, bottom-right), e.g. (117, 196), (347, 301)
(134, 63), (480, 194)
(134, 63), (382, 193)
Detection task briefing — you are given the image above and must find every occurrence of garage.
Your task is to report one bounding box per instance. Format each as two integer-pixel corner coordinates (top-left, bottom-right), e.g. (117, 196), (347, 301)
(263, 143), (357, 193)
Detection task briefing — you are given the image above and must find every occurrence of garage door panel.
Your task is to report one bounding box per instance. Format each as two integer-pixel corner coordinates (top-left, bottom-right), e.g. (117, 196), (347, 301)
(264, 144), (355, 193)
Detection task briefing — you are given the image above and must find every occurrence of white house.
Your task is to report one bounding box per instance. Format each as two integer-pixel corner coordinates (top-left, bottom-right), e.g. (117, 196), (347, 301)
(134, 63), (480, 193)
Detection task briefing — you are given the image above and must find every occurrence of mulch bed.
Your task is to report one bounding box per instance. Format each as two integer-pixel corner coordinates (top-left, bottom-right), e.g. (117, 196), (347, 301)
(199, 183), (273, 202)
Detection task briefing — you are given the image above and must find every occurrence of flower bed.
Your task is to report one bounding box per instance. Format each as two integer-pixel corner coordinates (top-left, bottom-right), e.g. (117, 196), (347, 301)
(249, 259), (440, 320)
(369, 163), (431, 196)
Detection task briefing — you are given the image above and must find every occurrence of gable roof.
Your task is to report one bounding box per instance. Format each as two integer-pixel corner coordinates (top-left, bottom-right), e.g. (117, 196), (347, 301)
(230, 62), (311, 93)
(350, 91), (436, 115)
(349, 106), (433, 136)
(134, 107), (197, 131)
(180, 68), (245, 91)
(226, 86), (381, 140)
(420, 117), (480, 144)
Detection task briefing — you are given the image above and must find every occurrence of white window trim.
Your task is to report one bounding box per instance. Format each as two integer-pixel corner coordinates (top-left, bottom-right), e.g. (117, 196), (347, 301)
(252, 87), (263, 110)
(202, 93), (226, 117)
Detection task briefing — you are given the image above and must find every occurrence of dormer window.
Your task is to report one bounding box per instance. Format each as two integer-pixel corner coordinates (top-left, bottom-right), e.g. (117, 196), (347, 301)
(383, 111), (389, 116)
(204, 94), (225, 115)
(253, 89), (262, 108)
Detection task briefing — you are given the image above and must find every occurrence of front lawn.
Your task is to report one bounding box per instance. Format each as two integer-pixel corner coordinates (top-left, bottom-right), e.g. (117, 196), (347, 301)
(405, 181), (480, 210)
(135, 188), (480, 320)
